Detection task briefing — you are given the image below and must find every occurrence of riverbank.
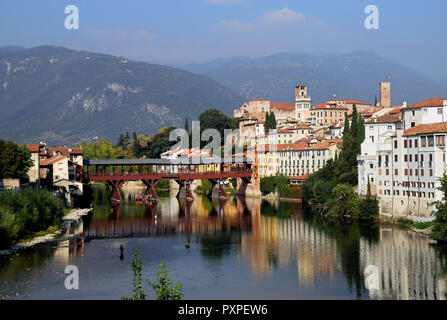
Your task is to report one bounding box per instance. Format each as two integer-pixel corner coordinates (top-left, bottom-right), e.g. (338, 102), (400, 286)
(0, 208), (92, 256)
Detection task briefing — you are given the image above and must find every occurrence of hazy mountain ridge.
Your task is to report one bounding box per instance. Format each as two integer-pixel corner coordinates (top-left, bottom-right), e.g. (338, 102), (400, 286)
(0, 46), (244, 145)
(181, 51), (447, 106)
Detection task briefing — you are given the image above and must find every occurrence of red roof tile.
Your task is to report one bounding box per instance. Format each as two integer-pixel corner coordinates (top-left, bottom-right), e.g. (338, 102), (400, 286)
(403, 122), (447, 136)
(270, 102), (295, 111)
(401, 98), (446, 110)
(40, 155), (66, 166)
(365, 114), (401, 124)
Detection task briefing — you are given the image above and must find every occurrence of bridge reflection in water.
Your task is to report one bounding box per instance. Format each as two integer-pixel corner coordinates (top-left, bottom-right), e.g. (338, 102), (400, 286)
(79, 191), (447, 300)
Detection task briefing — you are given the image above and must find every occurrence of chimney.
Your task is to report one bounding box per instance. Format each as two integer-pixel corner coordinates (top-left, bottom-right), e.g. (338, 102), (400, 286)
(402, 100), (407, 108)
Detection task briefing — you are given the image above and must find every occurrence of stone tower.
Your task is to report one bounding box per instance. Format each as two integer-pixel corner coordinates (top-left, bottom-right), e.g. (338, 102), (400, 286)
(295, 85), (312, 122)
(380, 81), (391, 107)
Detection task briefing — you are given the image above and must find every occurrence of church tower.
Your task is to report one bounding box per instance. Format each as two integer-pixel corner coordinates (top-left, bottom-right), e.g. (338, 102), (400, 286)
(295, 85), (312, 122)
(380, 74), (391, 107)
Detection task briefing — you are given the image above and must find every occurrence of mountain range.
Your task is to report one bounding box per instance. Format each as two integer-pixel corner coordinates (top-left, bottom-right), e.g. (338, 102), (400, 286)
(181, 51), (447, 106)
(0, 46), (244, 145)
(1, 46), (446, 146)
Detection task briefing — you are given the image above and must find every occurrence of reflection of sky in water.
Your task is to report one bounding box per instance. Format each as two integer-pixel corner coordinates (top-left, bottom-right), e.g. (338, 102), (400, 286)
(0, 187), (447, 300)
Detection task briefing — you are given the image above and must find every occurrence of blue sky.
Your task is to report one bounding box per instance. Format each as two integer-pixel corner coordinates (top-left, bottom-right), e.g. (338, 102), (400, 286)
(1, 0), (446, 76)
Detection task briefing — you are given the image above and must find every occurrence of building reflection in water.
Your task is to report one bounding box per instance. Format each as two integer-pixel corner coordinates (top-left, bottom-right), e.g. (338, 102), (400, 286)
(81, 188), (447, 300)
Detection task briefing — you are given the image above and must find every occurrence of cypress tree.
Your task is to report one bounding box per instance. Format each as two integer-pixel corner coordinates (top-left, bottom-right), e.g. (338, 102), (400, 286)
(358, 115), (365, 144)
(351, 105), (358, 141)
(270, 112), (276, 129)
(184, 117), (189, 135)
(343, 112), (350, 136)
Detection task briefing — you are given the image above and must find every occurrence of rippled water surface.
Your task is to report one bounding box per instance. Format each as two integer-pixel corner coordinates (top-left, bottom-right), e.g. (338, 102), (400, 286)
(1, 186), (447, 300)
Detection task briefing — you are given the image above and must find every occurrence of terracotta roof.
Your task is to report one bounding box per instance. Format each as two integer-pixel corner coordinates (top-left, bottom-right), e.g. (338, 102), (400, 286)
(365, 114), (401, 124)
(290, 174), (310, 180)
(40, 155), (66, 166)
(276, 129), (293, 134)
(403, 122), (447, 136)
(25, 144), (45, 153)
(388, 107), (403, 115)
(270, 102), (295, 111)
(311, 139), (342, 150)
(401, 98), (446, 110)
(285, 124), (311, 130)
(48, 147), (83, 156)
(276, 138), (341, 151)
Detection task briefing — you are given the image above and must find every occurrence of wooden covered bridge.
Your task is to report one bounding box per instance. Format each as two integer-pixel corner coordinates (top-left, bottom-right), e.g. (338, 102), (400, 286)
(82, 157), (254, 202)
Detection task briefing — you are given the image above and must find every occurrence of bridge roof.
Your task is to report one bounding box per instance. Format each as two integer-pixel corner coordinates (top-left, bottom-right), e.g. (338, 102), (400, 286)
(83, 157), (252, 166)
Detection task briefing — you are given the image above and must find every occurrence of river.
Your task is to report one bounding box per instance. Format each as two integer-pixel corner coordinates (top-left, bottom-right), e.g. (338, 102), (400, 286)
(1, 185), (447, 300)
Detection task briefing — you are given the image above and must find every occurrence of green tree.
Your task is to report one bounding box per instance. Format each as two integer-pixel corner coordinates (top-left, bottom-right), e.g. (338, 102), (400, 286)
(343, 112), (350, 136)
(116, 133), (125, 148)
(431, 174), (447, 242)
(350, 105), (358, 141)
(184, 117), (189, 135)
(122, 247), (147, 300)
(198, 109), (230, 146)
(78, 139), (133, 159)
(358, 115), (365, 144)
(132, 132), (141, 157)
(358, 180), (379, 222)
(147, 262), (183, 300)
(331, 183), (358, 218)
(138, 127), (177, 158)
(123, 132), (131, 150)
(0, 139), (33, 179)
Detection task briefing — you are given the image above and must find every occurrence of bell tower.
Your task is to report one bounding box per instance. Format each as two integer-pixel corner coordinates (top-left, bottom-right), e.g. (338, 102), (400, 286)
(295, 84), (312, 122)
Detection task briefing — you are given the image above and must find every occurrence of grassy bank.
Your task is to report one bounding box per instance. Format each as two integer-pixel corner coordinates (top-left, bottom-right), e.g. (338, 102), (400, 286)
(0, 188), (64, 249)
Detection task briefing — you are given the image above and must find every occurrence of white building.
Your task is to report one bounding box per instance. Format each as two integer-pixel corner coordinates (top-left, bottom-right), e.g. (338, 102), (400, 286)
(358, 114), (401, 195)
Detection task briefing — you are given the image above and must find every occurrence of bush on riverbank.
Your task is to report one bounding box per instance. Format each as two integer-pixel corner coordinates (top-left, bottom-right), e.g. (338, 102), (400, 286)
(0, 188), (64, 249)
(260, 175), (298, 198)
(431, 174), (447, 242)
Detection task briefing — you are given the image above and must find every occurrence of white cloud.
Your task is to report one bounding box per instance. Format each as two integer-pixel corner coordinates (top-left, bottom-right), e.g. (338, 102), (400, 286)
(258, 7), (306, 26)
(213, 7), (313, 33)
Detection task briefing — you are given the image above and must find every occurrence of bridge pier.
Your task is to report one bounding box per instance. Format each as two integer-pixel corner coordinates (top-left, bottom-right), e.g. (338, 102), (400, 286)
(142, 179), (160, 201)
(108, 180), (125, 202)
(176, 179), (194, 201)
(207, 179), (228, 199)
(236, 177), (251, 197)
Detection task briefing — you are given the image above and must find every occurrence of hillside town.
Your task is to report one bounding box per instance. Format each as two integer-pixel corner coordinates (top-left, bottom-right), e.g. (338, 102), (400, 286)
(5, 78), (447, 224)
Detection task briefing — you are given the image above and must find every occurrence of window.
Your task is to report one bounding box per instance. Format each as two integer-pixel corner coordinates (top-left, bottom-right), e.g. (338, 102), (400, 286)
(394, 140), (398, 148)
(415, 154), (418, 162)
(436, 135), (445, 146)
(370, 136), (374, 143)
(411, 122), (416, 127)
(430, 169), (433, 176)
(428, 136), (434, 146)
(394, 155), (398, 162)
(421, 136), (426, 147)
(369, 126), (374, 130)
(404, 140), (408, 148)
(395, 169), (398, 175)
(414, 139), (418, 148)
(409, 140), (412, 148)
(404, 155), (408, 162)
(438, 108), (443, 115)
